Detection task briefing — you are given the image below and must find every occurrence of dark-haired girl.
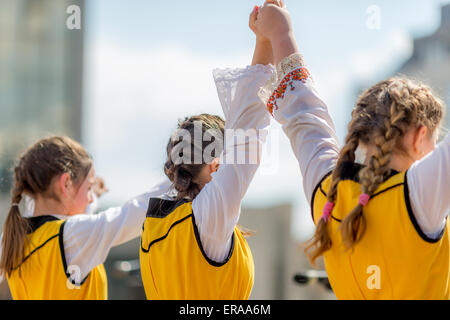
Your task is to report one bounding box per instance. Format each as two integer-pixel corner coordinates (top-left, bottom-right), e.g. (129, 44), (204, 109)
(138, 5), (276, 299)
(254, 3), (450, 299)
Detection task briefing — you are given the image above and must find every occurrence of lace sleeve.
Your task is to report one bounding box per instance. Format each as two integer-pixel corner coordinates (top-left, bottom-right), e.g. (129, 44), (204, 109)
(213, 64), (276, 122)
(261, 53), (311, 115)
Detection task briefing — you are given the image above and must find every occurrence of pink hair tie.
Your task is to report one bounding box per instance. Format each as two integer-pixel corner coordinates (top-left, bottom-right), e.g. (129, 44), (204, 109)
(359, 193), (370, 206)
(321, 201), (335, 222)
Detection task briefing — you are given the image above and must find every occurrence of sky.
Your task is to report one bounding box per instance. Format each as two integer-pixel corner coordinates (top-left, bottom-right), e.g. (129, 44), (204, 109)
(82, 0), (450, 241)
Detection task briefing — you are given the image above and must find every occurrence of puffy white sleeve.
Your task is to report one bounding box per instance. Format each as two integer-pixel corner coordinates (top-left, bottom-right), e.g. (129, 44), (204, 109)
(192, 64), (275, 263)
(406, 133), (450, 238)
(266, 53), (340, 203)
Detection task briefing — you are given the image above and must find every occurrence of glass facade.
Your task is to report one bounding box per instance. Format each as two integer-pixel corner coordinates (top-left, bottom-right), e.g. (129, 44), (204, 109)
(0, 0), (84, 193)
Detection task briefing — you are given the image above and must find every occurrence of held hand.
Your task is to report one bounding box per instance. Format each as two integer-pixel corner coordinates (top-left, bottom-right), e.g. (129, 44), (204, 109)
(250, 4), (273, 65)
(249, 1), (285, 42)
(254, 2), (292, 44)
(249, 5), (268, 43)
(92, 176), (109, 198)
(264, 0), (286, 9)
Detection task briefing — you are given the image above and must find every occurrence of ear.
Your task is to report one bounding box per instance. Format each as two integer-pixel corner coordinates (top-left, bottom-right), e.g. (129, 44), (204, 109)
(58, 173), (73, 198)
(210, 158), (220, 173)
(412, 125), (428, 156)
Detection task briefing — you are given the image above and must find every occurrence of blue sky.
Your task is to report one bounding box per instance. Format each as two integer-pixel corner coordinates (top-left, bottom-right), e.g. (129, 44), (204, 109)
(82, 0), (450, 240)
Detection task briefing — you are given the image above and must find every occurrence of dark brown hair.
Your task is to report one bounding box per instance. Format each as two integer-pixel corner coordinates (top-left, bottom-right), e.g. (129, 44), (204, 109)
(0, 136), (92, 276)
(304, 77), (444, 266)
(164, 114), (225, 200)
(164, 114), (254, 237)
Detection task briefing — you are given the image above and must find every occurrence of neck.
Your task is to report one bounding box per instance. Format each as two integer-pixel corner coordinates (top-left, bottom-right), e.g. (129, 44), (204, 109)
(33, 195), (68, 217)
(363, 151), (414, 172)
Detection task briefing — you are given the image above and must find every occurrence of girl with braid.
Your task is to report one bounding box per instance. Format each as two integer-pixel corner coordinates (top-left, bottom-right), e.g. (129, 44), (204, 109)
(255, 3), (450, 299)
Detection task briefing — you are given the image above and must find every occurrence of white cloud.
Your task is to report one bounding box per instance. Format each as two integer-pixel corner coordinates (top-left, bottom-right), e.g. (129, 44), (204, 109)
(350, 28), (413, 81)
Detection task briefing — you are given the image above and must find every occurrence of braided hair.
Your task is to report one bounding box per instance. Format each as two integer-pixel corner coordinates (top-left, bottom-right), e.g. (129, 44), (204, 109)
(305, 77), (444, 266)
(164, 114), (225, 201)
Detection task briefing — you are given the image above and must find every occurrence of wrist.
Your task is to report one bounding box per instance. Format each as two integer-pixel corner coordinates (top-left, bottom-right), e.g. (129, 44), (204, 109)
(255, 36), (271, 46)
(252, 37), (274, 66)
(271, 32), (298, 65)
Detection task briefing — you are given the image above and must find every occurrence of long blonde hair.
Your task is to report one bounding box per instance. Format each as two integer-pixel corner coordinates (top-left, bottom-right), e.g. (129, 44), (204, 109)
(304, 77), (444, 265)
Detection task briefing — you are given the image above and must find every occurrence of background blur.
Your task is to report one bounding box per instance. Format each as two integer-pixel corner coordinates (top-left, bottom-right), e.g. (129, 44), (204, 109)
(1, 0), (449, 299)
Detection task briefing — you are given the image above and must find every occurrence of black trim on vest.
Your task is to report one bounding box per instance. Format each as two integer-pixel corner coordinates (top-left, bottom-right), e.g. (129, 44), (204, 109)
(331, 216), (342, 222)
(13, 234), (59, 271)
(370, 183), (404, 200)
(27, 215), (59, 233)
(340, 162), (364, 182)
(311, 162), (402, 225)
(146, 197), (190, 218)
(140, 209), (235, 268)
(310, 170), (333, 224)
(59, 221), (90, 286)
(404, 170), (446, 243)
(191, 212), (235, 267)
(340, 161), (400, 182)
(140, 213), (193, 253)
(13, 216), (61, 270)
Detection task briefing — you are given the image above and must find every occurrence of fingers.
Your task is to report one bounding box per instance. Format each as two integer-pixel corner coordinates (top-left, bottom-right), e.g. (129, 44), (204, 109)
(249, 5), (258, 31)
(263, 0), (287, 10)
(264, 0), (281, 8)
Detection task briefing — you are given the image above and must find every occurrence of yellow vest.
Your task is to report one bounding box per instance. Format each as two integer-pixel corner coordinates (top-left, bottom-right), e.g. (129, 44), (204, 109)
(140, 198), (254, 300)
(7, 216), (108, 300)
(312, 162), (450, 299)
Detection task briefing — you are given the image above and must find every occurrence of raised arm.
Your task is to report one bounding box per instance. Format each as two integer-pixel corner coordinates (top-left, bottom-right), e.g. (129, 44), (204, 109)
(406, 133), (450, 238)
(255, 3), (340, 203)
(250, 5), (273, 66)
(191, 6), (276, 263)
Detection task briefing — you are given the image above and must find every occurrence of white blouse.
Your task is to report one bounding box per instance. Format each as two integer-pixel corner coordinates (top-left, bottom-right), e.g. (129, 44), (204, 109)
(0, 64), (275, 283)
(192, 64), (274, 262)
(269, 54), (450, 239)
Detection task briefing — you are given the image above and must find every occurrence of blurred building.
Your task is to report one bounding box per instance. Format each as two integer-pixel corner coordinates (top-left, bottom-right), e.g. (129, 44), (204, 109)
(395, 4), (450, 129)
(0, 0), (84, 195)
(0, 0), (85, 299)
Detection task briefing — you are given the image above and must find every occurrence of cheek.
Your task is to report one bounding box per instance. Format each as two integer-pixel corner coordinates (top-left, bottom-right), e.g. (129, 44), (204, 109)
(422, 139), (436, 157)
(73, 187), (90, 213)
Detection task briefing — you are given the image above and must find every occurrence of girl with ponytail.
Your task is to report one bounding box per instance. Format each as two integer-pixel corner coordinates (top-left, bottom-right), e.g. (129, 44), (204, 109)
(255, 4), (450, 299)
(0, 136), (170, 299)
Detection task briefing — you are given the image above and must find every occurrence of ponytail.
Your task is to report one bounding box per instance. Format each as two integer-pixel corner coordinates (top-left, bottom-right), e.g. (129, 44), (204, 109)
(0, 181), (30, 276)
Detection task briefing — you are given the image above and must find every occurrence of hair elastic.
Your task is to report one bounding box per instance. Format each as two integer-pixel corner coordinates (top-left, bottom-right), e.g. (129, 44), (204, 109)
(321, 201), (335, 222)
(358, 193), (370, 206)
